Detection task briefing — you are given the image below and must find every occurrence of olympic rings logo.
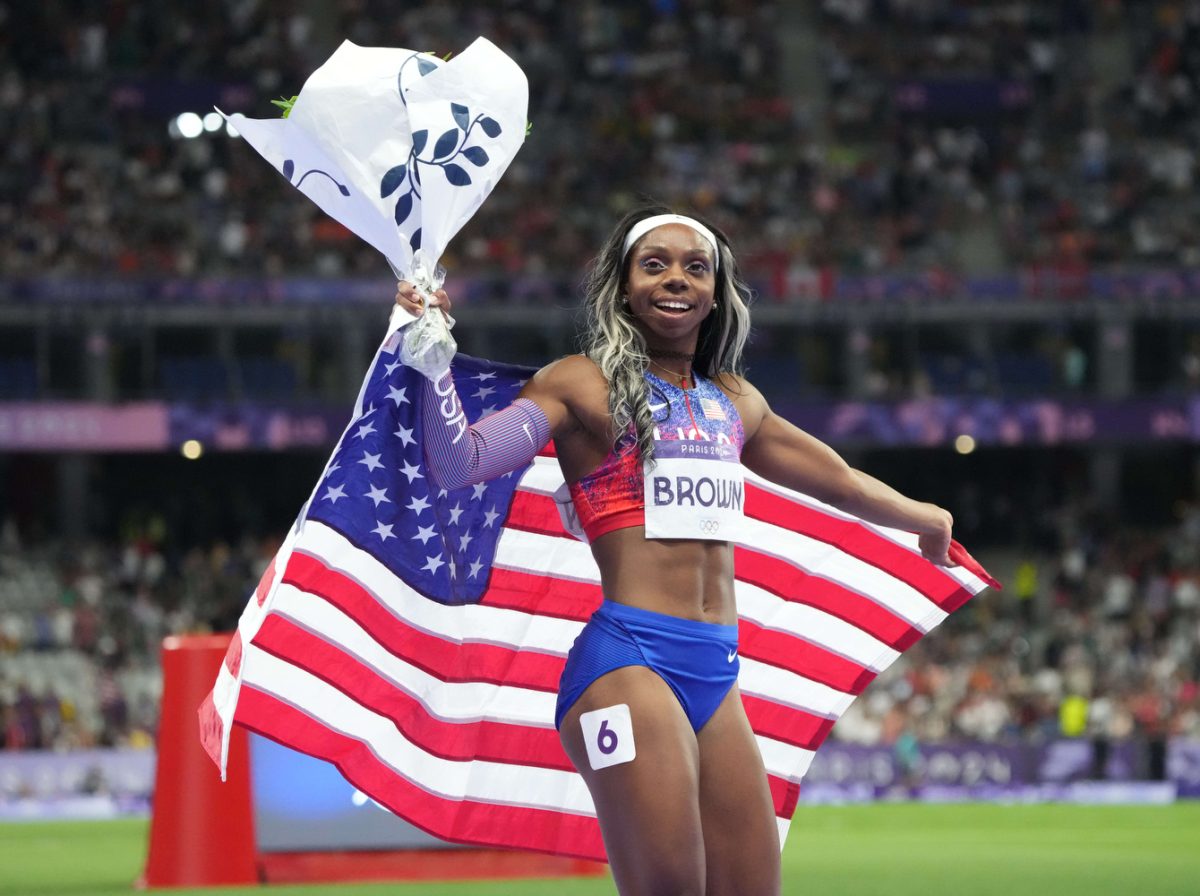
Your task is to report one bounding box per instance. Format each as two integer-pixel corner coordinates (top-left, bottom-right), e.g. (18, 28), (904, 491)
(699, 519), (720, 535)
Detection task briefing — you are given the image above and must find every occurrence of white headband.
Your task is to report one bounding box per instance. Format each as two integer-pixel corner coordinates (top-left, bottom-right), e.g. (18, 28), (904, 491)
(621, 214), (720, 271)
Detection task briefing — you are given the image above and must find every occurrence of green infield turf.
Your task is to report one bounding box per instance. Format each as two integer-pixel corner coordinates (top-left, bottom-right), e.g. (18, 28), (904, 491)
(3, 803), (1198, 896)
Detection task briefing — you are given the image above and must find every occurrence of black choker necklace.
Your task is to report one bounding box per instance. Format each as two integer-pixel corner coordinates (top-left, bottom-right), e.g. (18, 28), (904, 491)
(647, 349), (696, 362)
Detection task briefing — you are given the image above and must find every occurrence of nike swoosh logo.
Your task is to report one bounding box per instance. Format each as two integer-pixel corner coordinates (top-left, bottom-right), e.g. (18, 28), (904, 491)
(727, 649), (737, 663)
(648, 402), (669, 413)
(522, 422), (536, 447)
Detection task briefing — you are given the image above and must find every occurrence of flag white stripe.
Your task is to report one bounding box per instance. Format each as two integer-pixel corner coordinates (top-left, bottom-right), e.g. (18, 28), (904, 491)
(747, 471), (985, 591)
(737, 515), (944, 629)
(515, 456), (569, 495)
(297, 522), (585, 653)
(493, 528), (602, 582)
(757, 736), (816, 784)
(241, 644), (597, 815)
(734, 581), (899, 671)
(269, 585), (559, 726)
(739, 658), (854, 719)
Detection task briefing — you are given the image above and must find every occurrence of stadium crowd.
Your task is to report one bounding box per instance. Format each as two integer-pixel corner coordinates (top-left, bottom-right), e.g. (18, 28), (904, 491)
(3, 0), (1200, 289)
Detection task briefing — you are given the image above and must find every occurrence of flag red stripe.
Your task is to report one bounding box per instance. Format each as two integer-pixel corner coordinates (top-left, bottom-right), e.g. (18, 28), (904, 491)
(768, 773), (802, 819)
(251, 615), (574, 770)
(482, 566), (602, 621)
(738, 618), (877, 695)
(745, 485), (975, 610)
(283, 551), (566, 692)
(506, 489), (570, 537)
(234, 686), (608, 862)
(734, 547), (923, 651)
(741, 693), (835, 752)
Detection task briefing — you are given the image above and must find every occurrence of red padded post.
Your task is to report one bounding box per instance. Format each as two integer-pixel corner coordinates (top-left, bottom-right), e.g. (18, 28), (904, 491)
(139, 634), (257, 888)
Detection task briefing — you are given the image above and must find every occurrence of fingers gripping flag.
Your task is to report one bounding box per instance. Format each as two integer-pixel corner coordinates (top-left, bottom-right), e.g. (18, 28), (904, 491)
(200, 333), (999, 861)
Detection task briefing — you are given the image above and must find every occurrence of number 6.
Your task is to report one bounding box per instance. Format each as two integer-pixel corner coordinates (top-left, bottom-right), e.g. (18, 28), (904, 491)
(597, 719), (618, 755)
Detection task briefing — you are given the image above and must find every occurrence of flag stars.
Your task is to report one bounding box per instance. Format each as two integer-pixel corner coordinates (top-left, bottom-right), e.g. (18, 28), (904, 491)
(399, 459), (424, 483)
(474, 371), (496, 382)
(323, 484), (347, 504)
(471, 482), (488, 502)
(384, 359), (402, 376)
(412, 524), (437, 545)
(394, 425), (416, 448)
(473, 385), (496, 401)
(359, 451), (383, 472)
(482, 507), (500, 528)
(447, 503), (464, 525)
(364, 484), (390, 507)
(387, 385), (409, 406)
(458, 532), (473, 551)
(422, 554), (446, 575)
(467, 559), (484, 579)
(406, 494), (431, 515)
(355, 420), (377, 440)
(371, 522), (395, 541)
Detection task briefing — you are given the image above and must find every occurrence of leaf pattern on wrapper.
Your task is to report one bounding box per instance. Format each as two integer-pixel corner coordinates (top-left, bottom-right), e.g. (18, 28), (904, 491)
(461, 146), (488, 167)
(443, 164), (471, 186)
(433, 128), (459, 162)
(382, 52), (514, 254)
(381, 164), (407, 198)
(394, 192), (413, 225)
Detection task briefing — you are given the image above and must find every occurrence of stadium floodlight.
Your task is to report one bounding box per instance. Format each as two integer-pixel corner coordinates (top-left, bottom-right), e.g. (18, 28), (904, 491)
(180, 439), (204, 460)
(954, 434), (977, 455)
(176, 112), (204, 139)
(203, 111), (224, 132)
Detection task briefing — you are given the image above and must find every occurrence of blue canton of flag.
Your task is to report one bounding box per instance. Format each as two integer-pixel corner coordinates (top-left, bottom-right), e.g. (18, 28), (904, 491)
(305, 350), (534, 605)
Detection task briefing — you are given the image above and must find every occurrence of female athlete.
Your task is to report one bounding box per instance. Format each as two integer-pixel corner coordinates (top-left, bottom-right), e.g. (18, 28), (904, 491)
(395, 205), (956, 896)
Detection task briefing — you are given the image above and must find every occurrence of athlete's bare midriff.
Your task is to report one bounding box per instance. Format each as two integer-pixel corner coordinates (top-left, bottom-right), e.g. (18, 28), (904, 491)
(589, 526), (738, 625)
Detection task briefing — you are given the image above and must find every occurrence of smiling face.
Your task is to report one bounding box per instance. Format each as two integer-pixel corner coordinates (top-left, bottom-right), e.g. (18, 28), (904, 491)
(623, 223), (717, 352)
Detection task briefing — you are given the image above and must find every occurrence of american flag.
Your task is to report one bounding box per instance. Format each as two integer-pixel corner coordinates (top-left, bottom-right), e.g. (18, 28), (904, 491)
(200, 333), (998, 862)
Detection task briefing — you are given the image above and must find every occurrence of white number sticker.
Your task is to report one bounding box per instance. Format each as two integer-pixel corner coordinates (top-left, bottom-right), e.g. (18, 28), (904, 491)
(579, 704), (636, 770)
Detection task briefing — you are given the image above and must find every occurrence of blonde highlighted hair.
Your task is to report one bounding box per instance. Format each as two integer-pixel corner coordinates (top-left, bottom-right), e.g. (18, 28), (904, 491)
(580, 205), (753, 462)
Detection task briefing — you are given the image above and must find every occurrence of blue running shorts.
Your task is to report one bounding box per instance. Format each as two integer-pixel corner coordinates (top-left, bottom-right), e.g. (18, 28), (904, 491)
(555, 600), (740, 732)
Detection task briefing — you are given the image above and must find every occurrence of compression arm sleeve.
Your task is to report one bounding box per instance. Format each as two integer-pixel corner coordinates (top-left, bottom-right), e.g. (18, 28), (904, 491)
(421, 370), (552, 490)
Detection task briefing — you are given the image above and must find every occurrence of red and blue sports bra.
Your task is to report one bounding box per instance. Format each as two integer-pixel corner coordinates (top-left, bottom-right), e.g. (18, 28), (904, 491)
(567, 370), (746, 541)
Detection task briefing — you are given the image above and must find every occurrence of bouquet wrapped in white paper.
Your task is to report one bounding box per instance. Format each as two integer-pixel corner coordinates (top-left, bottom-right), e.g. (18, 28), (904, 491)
(222, 37), (529, 373)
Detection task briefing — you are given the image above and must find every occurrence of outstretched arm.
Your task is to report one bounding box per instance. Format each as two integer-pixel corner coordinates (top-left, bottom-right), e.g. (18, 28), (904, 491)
(735, 378), (954, 565)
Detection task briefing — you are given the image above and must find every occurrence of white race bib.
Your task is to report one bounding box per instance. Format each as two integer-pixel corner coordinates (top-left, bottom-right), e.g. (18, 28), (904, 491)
(643, 440), (745, 541)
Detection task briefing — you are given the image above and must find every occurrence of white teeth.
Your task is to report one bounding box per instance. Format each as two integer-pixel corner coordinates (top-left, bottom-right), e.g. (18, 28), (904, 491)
(655, 301), (690, 311)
